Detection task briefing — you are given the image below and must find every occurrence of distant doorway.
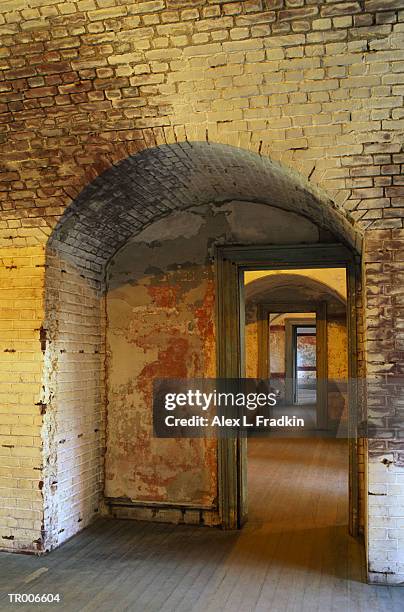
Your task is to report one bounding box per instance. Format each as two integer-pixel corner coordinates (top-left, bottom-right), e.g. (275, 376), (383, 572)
(258, 304), (327, 430)
(293, 323), (317, 405)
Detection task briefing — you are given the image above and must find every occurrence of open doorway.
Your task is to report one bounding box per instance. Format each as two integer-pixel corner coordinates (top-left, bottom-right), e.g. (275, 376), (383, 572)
(294, 322), (317, 405)
(216, 245), (359, 538)
(244, 265), (349, 532)
(267, 313), (317, 404)
(267, 312), (319, 429)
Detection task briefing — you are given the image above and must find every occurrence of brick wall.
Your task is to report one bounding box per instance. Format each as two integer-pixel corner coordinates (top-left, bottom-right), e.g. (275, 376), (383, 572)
(0, 241), (105, 553)
(364, 228), (404, 584)
(0, 245), (45, 552)
(42, 246), (105, 550)
(0, 0), (403, 583)
(0, 0), (402, 238)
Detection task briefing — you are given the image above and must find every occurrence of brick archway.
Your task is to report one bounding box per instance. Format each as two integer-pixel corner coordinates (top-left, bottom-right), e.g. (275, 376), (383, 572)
(48, 141), (361, 277)
(41, 142), (362, 551)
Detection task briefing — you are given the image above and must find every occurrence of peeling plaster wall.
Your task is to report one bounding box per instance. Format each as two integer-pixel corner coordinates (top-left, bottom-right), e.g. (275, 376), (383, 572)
(297, 334), (316, 384)
(105, 202), (321, 514)
(245, 301), (258, 380)
(106, 247), (217, 509)
(269, 321), (287, 378)
(328, 318), (348, 425)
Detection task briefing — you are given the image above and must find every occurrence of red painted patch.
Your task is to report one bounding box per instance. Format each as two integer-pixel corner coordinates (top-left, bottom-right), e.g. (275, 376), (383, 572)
(147, 284), (179, 308)
(194, 280), (215, 339)
(137, 336), (190, 403)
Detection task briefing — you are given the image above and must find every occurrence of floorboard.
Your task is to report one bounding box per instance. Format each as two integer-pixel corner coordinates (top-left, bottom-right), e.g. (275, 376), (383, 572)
(0, 438), (402, 611)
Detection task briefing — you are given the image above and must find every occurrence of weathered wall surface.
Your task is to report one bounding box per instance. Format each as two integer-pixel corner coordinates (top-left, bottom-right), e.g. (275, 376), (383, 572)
(105, 202), (319, 517)
(0, 237), (105, 553)
(0, 0), (403, 235)
(0, 0), (402, 584)
(327, 318), (348, 424)
(0, 246), (45, 552)
(245, 301), (259, 378)
(105, 211), (217, 512)
(364, 229), (404, 584)
(328, 319), (348, 381)
(296, 333), (316, 383)
(42, 250), (105, 550)
(269, 319), (287, 378)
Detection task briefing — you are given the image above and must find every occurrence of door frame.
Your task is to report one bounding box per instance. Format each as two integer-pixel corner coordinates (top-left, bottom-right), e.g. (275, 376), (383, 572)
(215, 243), (360, 534)
(258, 305), (327, 428)
(288, 320), (317, 405)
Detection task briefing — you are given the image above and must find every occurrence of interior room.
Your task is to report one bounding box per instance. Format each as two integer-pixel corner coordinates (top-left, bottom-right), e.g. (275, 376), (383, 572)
(2, 133), (402, 606)
(242, 266), (367, 605)
(1, 1), (404, 602)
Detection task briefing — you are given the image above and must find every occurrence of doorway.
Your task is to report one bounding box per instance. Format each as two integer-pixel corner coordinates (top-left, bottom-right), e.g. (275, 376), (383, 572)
(254, 300), (329, 431)
(215, 244), (360, 536)
(293, 323), (317, 405)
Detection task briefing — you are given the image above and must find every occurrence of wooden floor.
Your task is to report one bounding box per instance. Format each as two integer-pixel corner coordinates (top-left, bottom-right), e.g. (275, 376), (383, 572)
(1, 438), (403, 611)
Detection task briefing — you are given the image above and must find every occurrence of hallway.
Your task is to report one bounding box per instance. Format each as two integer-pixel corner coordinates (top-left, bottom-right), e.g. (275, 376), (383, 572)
(1, 439), (402, 612)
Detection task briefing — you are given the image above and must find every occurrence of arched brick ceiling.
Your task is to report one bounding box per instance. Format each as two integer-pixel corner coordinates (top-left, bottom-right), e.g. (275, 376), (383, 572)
(245, 273), (346, 316)
(49, 142), (361, 275)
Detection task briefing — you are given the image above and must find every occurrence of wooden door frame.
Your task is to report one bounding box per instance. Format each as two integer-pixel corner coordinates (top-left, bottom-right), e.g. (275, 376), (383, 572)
(215, 243), (360, 535)
(258, 304), (327, 429)
(286, 319), (317, 405)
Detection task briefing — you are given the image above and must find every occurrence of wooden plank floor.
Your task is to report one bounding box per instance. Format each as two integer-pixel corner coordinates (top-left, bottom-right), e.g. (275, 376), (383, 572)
(1, 438), (403, 611)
